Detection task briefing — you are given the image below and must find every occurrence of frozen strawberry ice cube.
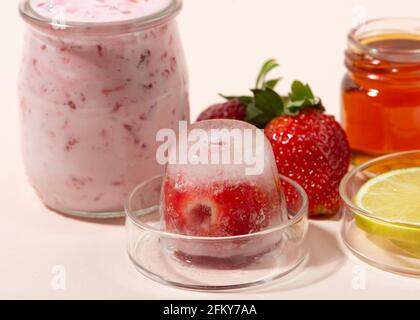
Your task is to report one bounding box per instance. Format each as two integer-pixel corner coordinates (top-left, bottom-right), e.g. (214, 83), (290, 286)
(161, 120), (288, 238)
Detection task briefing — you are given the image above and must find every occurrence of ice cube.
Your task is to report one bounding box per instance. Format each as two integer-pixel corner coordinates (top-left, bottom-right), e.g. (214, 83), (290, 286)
(161, 119), (288, 237)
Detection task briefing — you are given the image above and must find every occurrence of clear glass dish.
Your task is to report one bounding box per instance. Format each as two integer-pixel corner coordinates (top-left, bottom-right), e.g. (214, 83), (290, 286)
(340, 150), (420, 276)
(125, 175), (309, 291)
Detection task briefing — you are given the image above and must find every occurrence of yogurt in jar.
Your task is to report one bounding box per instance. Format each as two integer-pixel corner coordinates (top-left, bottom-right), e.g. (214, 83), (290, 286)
(19, 0), (189, 216)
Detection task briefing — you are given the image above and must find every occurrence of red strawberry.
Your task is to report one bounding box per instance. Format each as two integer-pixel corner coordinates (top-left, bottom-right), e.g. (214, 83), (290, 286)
(196, 100), (246, 122)
(163, 178), (279, 237)
(247, 78), (350, 216)
(195, 59), (350, 216)
(265, 108), (350, 216)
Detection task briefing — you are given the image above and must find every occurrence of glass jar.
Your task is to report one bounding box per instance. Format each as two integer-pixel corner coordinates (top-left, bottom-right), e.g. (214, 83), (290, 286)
(18, 0), (189, 218)
(341, 18), (420, 165)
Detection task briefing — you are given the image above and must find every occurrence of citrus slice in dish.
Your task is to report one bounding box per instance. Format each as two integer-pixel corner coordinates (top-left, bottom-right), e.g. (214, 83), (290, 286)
(354, 167), (420, 257)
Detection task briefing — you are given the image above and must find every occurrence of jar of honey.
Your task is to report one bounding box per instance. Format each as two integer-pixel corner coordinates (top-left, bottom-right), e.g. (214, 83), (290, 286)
(342, 18), (420, 165)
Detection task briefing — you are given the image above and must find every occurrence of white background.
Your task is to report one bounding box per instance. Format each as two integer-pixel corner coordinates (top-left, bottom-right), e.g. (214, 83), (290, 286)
(1, 0), (420, 299)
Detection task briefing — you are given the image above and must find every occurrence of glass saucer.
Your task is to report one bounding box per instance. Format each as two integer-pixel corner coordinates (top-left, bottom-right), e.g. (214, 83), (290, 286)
(340, 150), (420, 277)
(125, 175), (309, 291)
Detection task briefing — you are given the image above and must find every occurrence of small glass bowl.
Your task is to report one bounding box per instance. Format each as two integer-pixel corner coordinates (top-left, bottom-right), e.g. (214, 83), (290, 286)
(125, 175), (309, 291)
(340, 150), (420, 276)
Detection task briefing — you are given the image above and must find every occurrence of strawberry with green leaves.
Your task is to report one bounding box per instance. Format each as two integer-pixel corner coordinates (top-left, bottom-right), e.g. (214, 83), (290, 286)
(197, 59), (350, 216)
(196, 59), (282, 123)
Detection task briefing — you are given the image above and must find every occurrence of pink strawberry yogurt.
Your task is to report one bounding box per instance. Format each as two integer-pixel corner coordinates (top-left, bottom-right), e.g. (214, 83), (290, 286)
(18, 0), (189, 216)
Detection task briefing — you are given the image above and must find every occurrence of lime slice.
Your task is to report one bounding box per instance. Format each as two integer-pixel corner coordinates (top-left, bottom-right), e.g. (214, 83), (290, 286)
(354, 167), (420, 257)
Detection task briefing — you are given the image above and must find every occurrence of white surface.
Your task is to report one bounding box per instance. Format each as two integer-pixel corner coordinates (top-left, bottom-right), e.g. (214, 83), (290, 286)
(1, 0), (420, 299)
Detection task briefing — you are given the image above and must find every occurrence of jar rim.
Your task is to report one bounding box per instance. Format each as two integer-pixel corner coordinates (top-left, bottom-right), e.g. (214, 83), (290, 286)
(349, 17), (420, 61)
(19, 0), (182, 35)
